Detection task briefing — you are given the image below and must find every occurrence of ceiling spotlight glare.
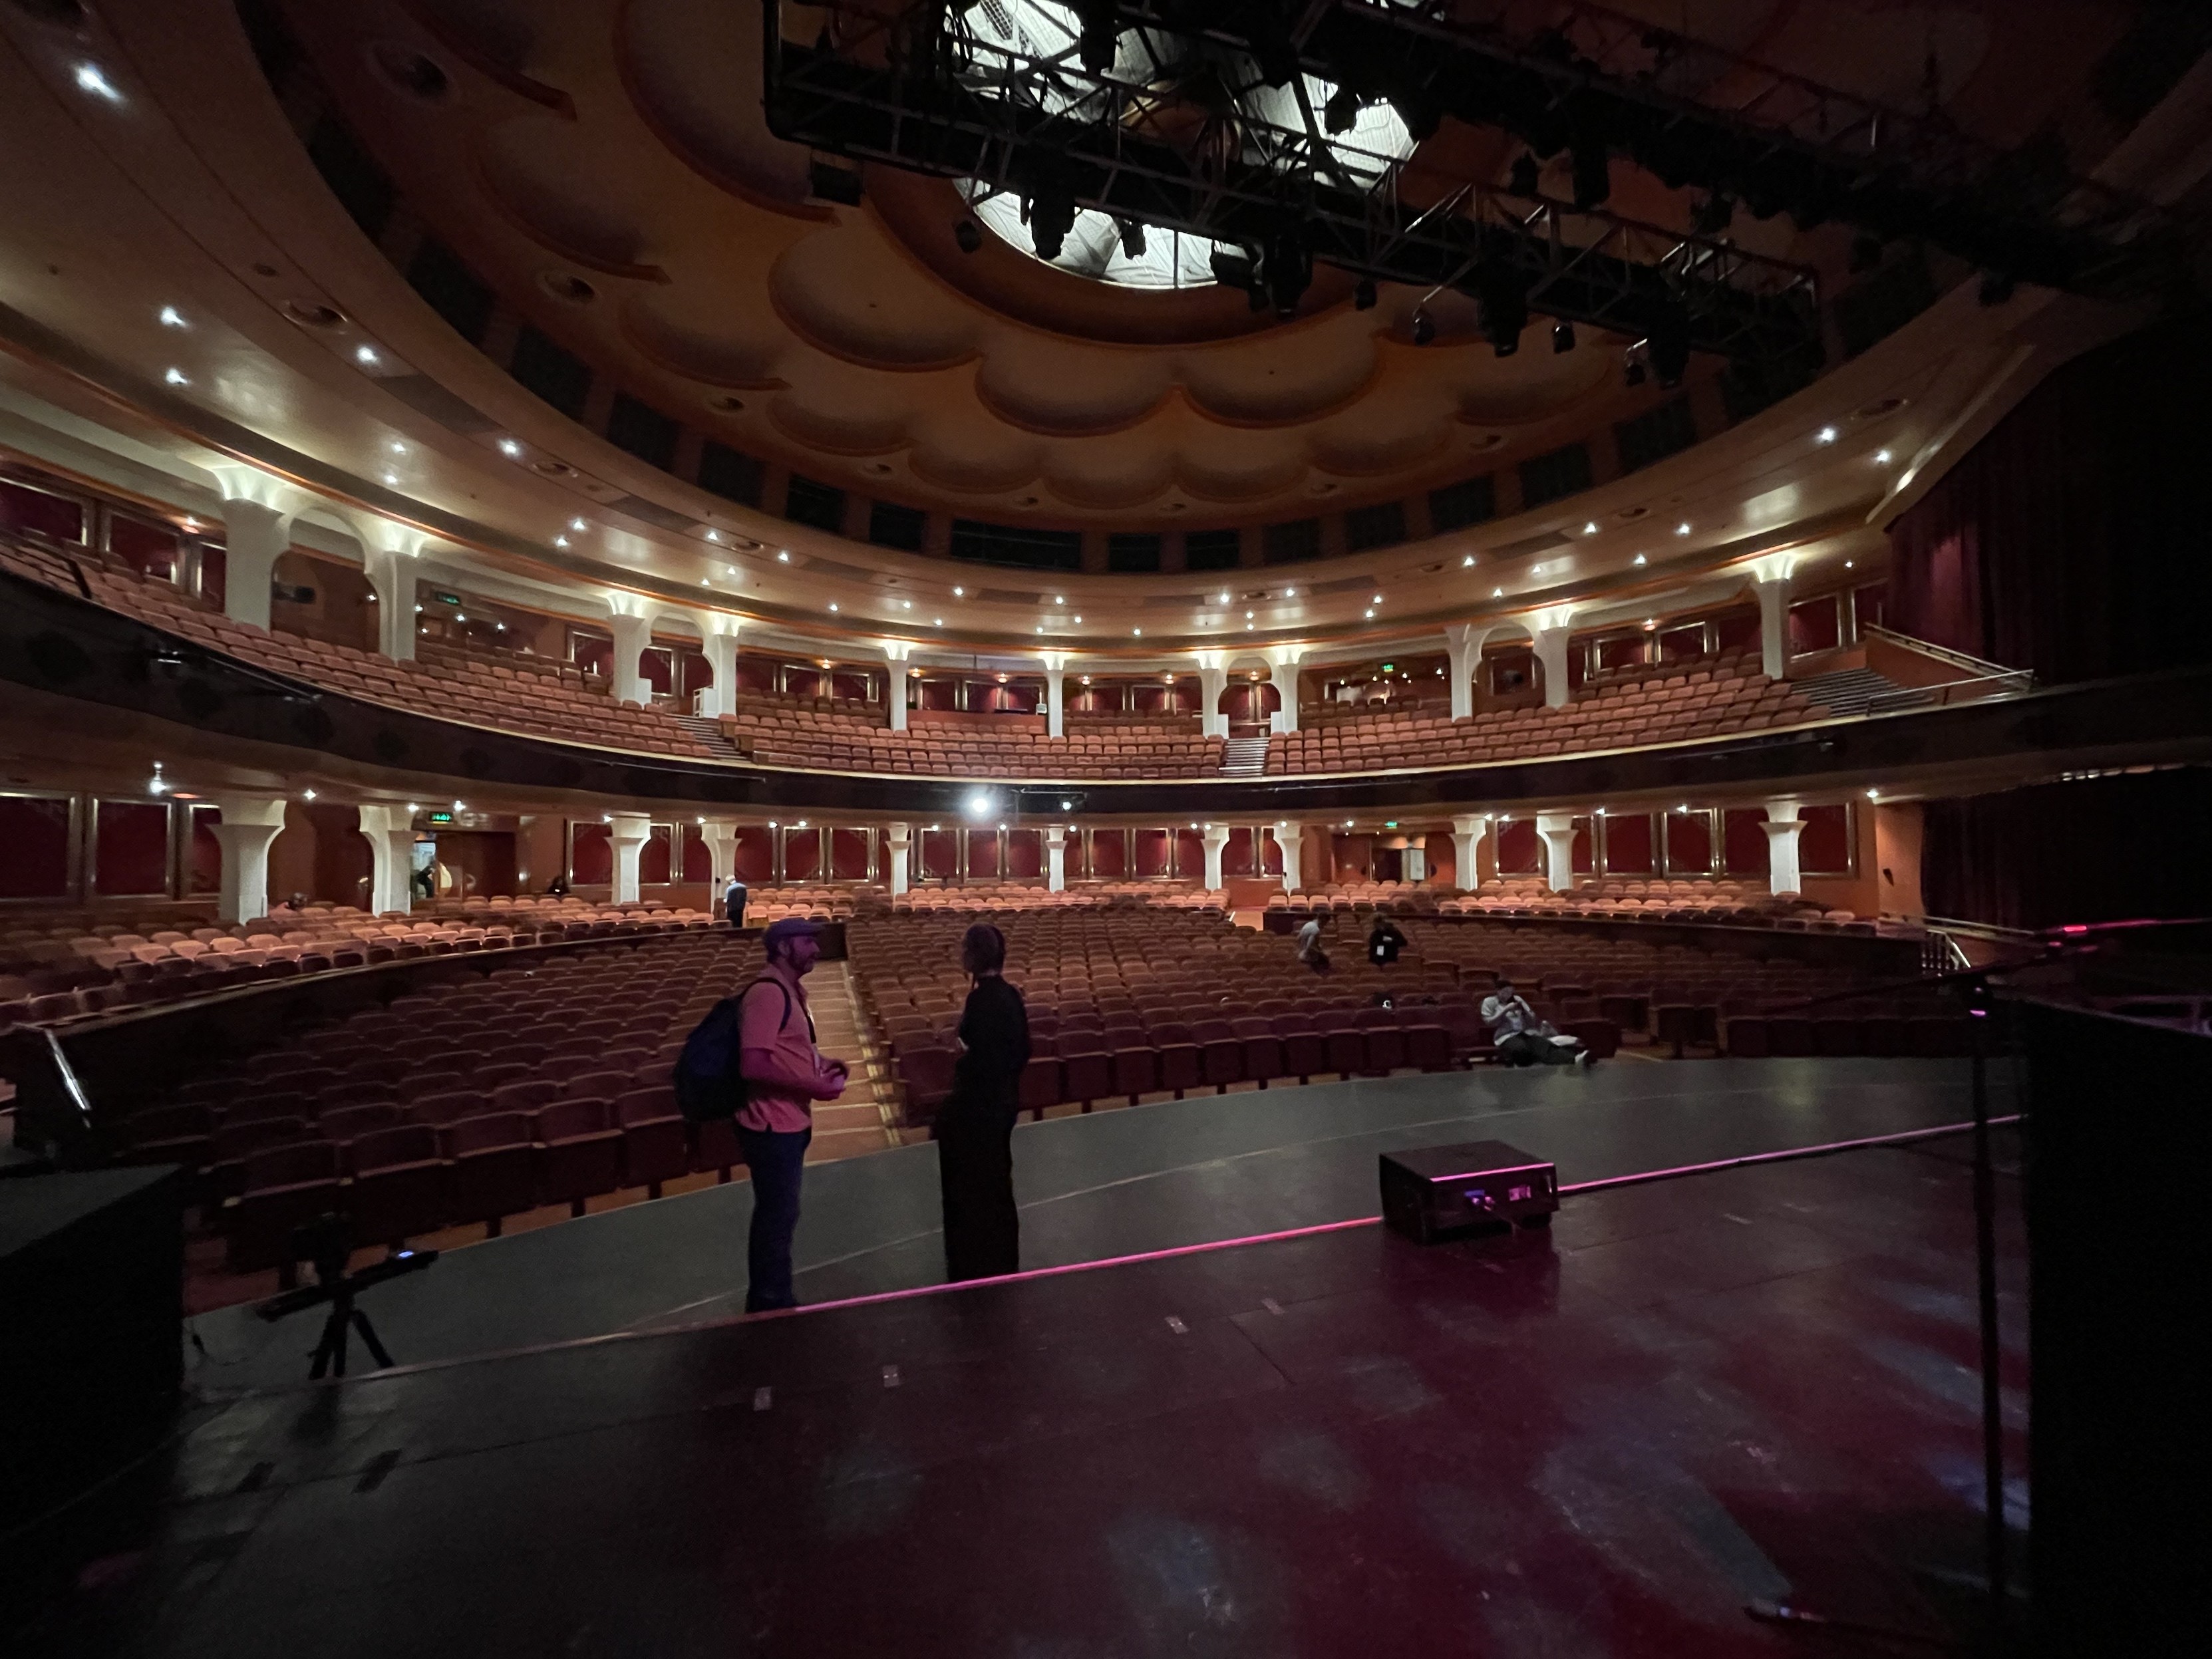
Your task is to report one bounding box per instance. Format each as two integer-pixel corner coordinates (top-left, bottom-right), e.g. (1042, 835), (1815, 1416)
(159, 305), (186, 328)
(777, 549), (791, 563)
(1552, 322), (1576, 354)
(1364, 608), (1374, 619)
(953, 585), (964, 596)
(571, 517), (587, 531)
(1353, 277), (1378, 311)
(1583, 521), (1599, 535)
(75, 63), (123, 103)
(498, 438), (522, 457)
(354, 344), (380, 366)
(1072, 615), (1082, 623)
(827, 602), (838, 611)
(164, 367), (188, 385)
(1507, 152), (1541, 198)
(1411, 309), (1435, 347)
(1676, 522), (1691, 535)
(1816, 426), (1838, 444)
(1633, 553), (1647, 566)
(1054, 595), (1065, 604)
(1493, 587), (1504, 597)
(1217, 592), (1230, 604)
(1462, 554), (1476, 567)
(964, 788), (995, 822)
(953, 218), (983, 254)
(1873, 448), (1893, 466)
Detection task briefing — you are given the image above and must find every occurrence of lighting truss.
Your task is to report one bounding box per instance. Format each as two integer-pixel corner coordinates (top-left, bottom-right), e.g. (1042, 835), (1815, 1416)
(764, 1), (1825, 378)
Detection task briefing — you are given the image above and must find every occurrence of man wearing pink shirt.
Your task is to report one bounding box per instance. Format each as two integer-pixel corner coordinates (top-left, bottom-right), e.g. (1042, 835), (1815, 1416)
(736, 917), (850, 1312)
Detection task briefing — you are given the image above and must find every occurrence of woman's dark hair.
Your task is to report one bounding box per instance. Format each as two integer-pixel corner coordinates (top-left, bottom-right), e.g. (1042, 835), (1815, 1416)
(961, 923), (1007, 977)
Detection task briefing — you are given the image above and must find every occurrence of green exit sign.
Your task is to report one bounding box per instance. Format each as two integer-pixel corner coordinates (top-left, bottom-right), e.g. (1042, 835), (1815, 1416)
(434, 591), (462, 606)
(428, 811), (454, 825)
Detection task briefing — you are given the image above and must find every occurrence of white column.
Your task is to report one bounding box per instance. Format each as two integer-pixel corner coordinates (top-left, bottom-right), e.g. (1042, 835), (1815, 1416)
(1195, 657), (1228, 739)
(1041, 657), (1066, 739)
(607, 813), (651, 904)
(1045, 824), (1068, 893)
(607, 614), (653, 706)
(357, 803), (418, 914)
(701, 819), (740, 895)
(208, 796), (288, 925)
(1201, 823), (1229, 891)
(1763, 799), (1806, 897)
(881, 641), (911, 731)
(218, 499), (296, 631)
(361, 549), (418, 661)
(1445, 623), (1494, 721)
(1275, 820), (1303, 893)
(886, 822), (911, 896)
(1754, 577), (1793, 682)
(1265, 645), (1304, 734)
(1531, 623), (1574, 710)
(700, 628), (740, 718)
(1535, 810), (1577, 893)
(1451, 812), (1491, 892)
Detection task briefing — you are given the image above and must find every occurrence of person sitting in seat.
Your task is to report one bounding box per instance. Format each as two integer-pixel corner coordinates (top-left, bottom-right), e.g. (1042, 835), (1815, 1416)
(1481, 977), (1589, 1068)
(1366, 915), (1407, 967)
(544, 872), (569, 897)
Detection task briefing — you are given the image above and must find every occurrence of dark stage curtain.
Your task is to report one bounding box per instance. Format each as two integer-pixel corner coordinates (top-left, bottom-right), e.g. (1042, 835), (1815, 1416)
(1886, 316), (2212, 685)
(1921, 768), (2212, 930)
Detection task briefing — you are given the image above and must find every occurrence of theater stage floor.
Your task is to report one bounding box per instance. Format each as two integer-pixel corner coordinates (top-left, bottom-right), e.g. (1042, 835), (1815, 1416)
(181, 1058), (2016, 1393)
(18, 1112), (2025, 1658)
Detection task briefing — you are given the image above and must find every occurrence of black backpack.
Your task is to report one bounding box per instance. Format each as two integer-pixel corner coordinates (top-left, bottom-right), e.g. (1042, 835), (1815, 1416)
(675, 977), (792, 1122)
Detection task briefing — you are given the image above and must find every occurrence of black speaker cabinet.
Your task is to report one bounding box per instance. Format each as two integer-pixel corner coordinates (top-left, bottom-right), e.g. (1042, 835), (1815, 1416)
(1380, 1140), (1557, 1244)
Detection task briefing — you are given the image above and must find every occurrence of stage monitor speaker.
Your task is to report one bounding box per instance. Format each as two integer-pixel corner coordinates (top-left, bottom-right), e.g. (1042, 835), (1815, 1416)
(1380, 1139), (1557, 1244)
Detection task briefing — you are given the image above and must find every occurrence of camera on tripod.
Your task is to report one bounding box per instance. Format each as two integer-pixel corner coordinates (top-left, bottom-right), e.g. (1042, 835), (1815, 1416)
(254, 1213), (437, 1380)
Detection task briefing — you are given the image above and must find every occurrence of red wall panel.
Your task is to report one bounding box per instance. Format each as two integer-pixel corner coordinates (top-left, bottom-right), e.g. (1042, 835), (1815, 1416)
(94, 800), (169, 896)
(0, 796), (72, 899)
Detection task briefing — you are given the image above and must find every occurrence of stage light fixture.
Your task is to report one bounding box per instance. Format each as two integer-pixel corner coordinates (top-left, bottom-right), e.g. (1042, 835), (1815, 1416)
(1323, 86), (1362, 135)
(1028, 185), (1077, 261)
(1411, 309), (1435, 346)
(1691, 193), (1734, 235)
(1118, 219), (1147, 259)
(1353, 277), (1377, 311)
(1075, 0), (1118, 74)
(1552, 322), (1576, 353)
(1507, 153), (1541, 197)
(1978, 271), (2018, 307)
(1472, 264), (1527, 357)
(1263, 229), (1313, 317)
(953, 218), (982, 254)
(1571, 140), (1611, 209)
(1623, 357), (1647, 387)
(1649, 305), (1692, 388)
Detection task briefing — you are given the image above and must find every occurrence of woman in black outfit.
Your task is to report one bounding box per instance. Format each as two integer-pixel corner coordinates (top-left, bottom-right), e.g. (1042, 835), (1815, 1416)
(934, 923), (1031, 1281)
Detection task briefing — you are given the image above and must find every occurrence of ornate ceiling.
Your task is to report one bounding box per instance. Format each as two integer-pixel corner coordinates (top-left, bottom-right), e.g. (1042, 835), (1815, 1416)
(265, 0), (2142, 531)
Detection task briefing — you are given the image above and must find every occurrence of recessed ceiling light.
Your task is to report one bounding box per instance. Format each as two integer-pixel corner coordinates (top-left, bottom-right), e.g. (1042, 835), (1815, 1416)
(498, 439), (522, 458)
(569, 518), (587, 531)
(901, 599), (912, 609)
(701, 579), (711, 586)
(163, 367), (188, 385)
(777, 550), (791, 562)
(828, 602), (839, 612)
(1675, 522), (1690, 535)
(1071, 614), (1082, 623)
(389, 440), (406, 455)
(1282, 587), (1295, 597)
(1370, 593), (1382, 604)
(383, 472), (398, 486)
(934, 617), (943, 625)
(1583, 522), (1599, 534)
(1246, 623), (1255, 630)
(553, 535), (569, 547)
(1133, 627), (1142, 636)
(75, 63), (123, 103)
(1364, 608), (1374, 618)
(1873, 448), (1893, 465)
(705, 529), (720, 543)
(953, 585), (964, 596)
(159, 306), (186, 328)
(1493, 587), (1503, 597)
(1055, 595), (1066, 605)
(1245, 610), (1254, 619)
(1462, 554), (1475, 567)
(1844, 559), (1855, 569)
(355, 345), (380, 366)
(1217, 592), (1230, 604)
(1633, 553), (1647, 565)
(1816, 426), (1837, 444)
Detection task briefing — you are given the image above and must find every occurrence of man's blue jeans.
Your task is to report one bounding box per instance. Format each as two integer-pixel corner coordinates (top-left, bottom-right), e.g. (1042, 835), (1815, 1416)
(736, 1125), (810, 1311)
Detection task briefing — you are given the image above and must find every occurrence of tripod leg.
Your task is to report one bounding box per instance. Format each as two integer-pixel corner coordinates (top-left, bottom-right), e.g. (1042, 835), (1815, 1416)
(310, 1304), (348, 1380)
(351, 1310), (395, 1370)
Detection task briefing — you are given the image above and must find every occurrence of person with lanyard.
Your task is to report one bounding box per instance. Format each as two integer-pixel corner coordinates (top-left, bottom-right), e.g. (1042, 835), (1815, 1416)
(723, 871), (748, 928)
(733, 917), (850, 1310)
(1480, 977), (1589, 1068)
(933, 923), (1031, 1281)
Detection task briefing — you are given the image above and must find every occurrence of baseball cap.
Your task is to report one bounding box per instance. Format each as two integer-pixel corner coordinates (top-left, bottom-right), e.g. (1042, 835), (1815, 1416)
(762, 917), (824, 949)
